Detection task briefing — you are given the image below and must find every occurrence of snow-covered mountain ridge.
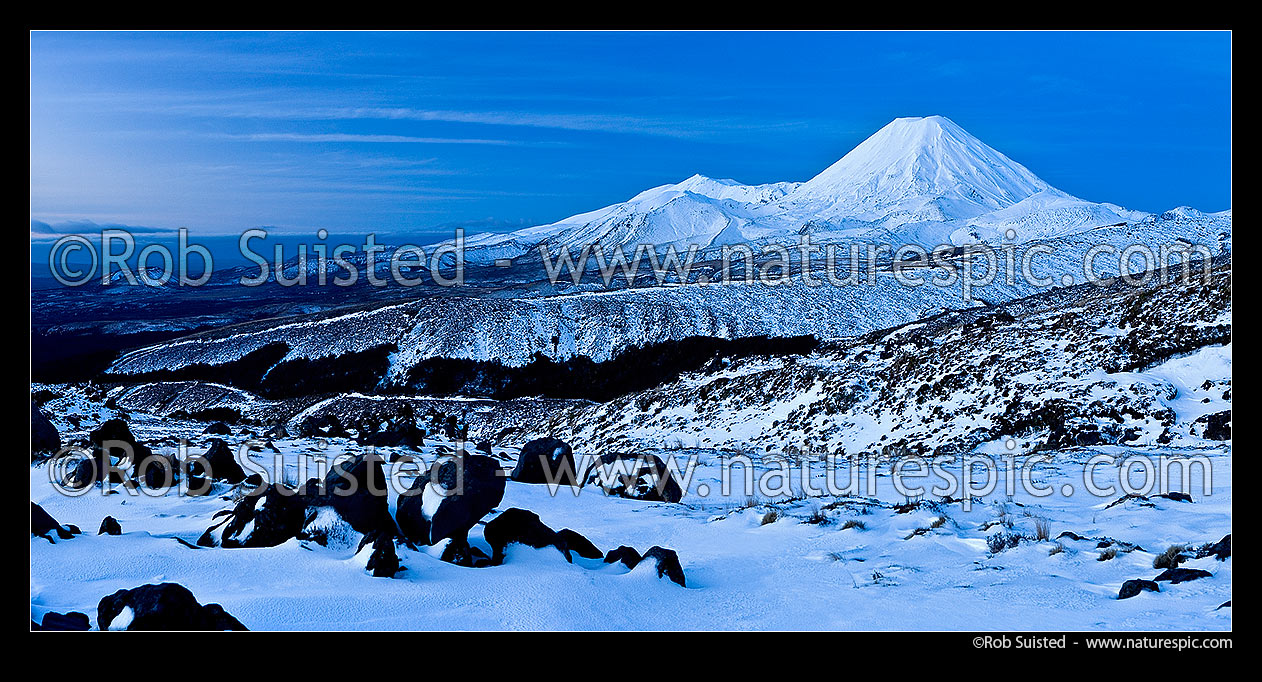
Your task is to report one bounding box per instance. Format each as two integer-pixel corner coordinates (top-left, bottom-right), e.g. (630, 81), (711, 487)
(105, 210), (1230, 378)
(542, 257), (1231, 457)
(93, 255), (1233, 461)
(100, 116), (1231, 380)
(457, 116), (1201, 262)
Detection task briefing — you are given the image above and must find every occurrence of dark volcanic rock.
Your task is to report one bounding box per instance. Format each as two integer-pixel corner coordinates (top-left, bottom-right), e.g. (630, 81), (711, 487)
(97, 583), (247, 631)
(482, 508), (568, 564)
(64, 457), (100, 490)
(583, 453), (683, 503)
(396, 454), (505, 546)
(365, 533), (401, 578)
(1118, 579), (1160, 599)
(136, 451), (180, 489)
(510, 437), (578, 485)
(640, 546), (687, 587)
(38, 611), (91, 631)
(31, 502), (75, 541)
(189, 439), (246, 484)
(1154, 567), (1213, 584)
(556, 528), (603, 560)
(321, 453), (392, 535)
(394, 478), (432, 546)
(1199, 534), (1231, 561)
(32, 403), (61, 455)
(1044, 420), (1108, 448)
(604, 545), (642, 569)
(297, 414), (350, 439)
(439, 537), (492, 567)
(98, 515), (122, 536)
(1198, 410), (1231, 441)
(87, 418), (151, 484)
(356, 413), (426, 448)
(203, 421), (232, 435)
(199, 484), (310, 548)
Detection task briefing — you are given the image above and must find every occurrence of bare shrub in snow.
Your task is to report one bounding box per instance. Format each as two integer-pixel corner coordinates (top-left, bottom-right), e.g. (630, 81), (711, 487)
(1153, 544), (1190, 570)
(987, 531), (1027, 554)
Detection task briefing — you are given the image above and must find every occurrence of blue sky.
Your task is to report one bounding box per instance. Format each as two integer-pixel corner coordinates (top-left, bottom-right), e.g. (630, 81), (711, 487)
(30, 31), (1231, 238)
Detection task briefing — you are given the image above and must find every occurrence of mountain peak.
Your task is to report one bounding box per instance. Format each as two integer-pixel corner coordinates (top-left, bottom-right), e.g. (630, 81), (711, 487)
(886, 114), (956, 129)
(789, 116), (1051, 220)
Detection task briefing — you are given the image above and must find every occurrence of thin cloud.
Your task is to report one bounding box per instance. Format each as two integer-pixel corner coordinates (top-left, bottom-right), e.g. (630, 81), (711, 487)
(40, 91), (806, 141)
(215, 132), (519, 145)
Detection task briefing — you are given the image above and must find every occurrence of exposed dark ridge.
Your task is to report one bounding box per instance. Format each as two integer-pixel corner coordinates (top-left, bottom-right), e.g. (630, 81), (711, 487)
(258, 344), (397, 398)
(102, 342), (399, 399)
(395, 334), (821, 402)
(31, 326), (220, 383)
(102, 342), (292, 393)
(99, 334), (818, 403)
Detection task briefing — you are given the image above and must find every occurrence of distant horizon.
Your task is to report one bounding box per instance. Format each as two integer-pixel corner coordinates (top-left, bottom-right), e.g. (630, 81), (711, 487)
(31, 31), (1232, 237)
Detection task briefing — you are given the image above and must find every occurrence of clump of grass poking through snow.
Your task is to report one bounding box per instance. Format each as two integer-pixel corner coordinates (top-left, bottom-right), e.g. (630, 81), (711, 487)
(1048, 542), (1065, 556)
(1153, 544), (1190, 570)
(805, 506), (829, 525)
(841, 519), (867, 531)
(761, 509), (781, 526)
(1098, 547), (1119, 562)
(1034, 517), (1051, 541)
(906, 515), (950, 540)
(997, 506), (1015, 530)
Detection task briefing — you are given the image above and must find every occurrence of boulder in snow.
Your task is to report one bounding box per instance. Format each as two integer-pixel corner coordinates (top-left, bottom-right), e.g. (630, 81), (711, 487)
(31, 403), (61, 456)
(97, 583), (247, 631)
(98, 515), (122, 536)
(510, 437), (578, 485)
(396, 454), (504, 546)
(1118, 579), (1160, 599)
(583, 453), (683, 503)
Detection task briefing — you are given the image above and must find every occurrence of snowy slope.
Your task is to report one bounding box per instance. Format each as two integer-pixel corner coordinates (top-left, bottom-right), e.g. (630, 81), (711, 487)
(461, 174), (799, 263)
(779, 115), (1049, 224)
(32, 285), (1234, 633)
(543, 258), (1232, 456)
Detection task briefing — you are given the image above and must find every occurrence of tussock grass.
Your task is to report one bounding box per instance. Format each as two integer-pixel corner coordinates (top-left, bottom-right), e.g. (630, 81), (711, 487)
(805, 505), (830, 525)
(1153, 544), (1190, 570)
